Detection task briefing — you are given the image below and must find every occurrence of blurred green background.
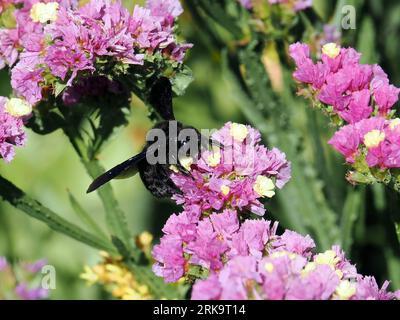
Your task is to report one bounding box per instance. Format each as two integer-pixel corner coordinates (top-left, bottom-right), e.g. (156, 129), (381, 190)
(1, 0), (400, 299)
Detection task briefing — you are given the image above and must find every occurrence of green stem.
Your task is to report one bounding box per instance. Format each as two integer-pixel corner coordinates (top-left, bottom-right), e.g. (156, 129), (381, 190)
(82, 157), (132, 247)
(63, 126), (132, 249)
(0, 175), (116, 253)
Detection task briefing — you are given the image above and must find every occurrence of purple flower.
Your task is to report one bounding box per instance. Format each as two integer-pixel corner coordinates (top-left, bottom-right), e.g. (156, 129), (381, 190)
(354, 276), (397, 300)
(171, 123), (291, 217)
(293, 0), (312, 12)
(162, 211), (197, 243)
(0, 96), (27, 162)
(152, 235), (186, 283)
(287, 264), (340, 300)
(289, 42), (311, 67)
(23, 259), (48, 273)
(186, 219), (229, 271)
(338, 89), (372, 124)
(0, 256), (8, 271)
(229, 219), (278, 259)
(275, 230), (315, 258)
(328, 124), (360, 164)
(11, 57), (44, 105)
(218, 256), (262, 300)
(15, 283), (49, 300)
(191, 274), (222, 300)
(290, 43), (398, 126)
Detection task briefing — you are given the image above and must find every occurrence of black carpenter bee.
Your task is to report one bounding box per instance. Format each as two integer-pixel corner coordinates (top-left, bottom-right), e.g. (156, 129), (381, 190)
(87, 77), (213, 198)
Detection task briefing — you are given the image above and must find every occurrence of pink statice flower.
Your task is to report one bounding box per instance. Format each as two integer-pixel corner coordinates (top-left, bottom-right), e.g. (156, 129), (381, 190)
(290, 42), (399, 124)
(171, 122), (291, 217)
(191, 248), (398, 300)
(329, 116), (400, 169)
(0, 256), (50, 300)
(152, 209), (277, 282)
(1, 0), (191, 104)
(274, 229), (315, 258)
(151, 235), (186, 283)
(15, 283), (48, 300)
(237, 0), (312, 11)
(354, 276), (397, 300)
(0, 96), (28, 162)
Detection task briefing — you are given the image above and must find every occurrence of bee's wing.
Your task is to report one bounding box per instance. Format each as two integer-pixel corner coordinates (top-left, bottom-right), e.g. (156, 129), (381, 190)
(86, 152), (147, 193)
(149, 77), (175, 121)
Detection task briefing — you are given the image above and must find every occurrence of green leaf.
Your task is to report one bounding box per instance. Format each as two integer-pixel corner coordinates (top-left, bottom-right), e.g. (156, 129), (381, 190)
(0, 6), (17, 29)
(340, 187), (363, 252)
(357, 16), (378, 64)
(171, 66), (194, 96)
(27, 102), (65, 135)
(68, 191), (109, 241)
(396, 223), (400, 245)
(54, 82), (68, 97)
(0, 175), (116, 253)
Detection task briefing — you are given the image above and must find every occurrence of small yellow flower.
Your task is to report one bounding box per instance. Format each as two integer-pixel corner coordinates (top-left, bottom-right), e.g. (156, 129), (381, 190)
(169, 165), (179, 173)
(179, 156), (193, 171)
(264, 262), (274, 273)
(322, 43), (341, 59)
(206, 148), (221, 167)
(302, 262), (316, 276)
(335, 269), (344, 279)
(389, 118), (400, 130)
(364, 130), (385, 149)
(270, 251), (296, 259)
(80, 266), (99, 285)
(220, 185), (230, 196)
(137, 231), (153, 248)
(230, 123), (249, 142)
(335, 280), (356, 300)
(30, 2), (59, 23)
(5, 98), (32, 117)
(314, 250), (340, 268)
(253, 175), (275, 198)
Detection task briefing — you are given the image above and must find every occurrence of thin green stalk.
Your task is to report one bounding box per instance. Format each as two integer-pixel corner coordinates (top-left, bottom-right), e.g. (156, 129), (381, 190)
(0, 175), (116, 253)
(81, 157), (132, 247)
(63, 126), (132, 249)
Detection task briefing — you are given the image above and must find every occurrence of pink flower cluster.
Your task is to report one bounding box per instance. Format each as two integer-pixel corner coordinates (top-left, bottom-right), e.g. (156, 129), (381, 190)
(290, 43), (400, 177)
(238, 0), (312, 11)
(153, 122), (291, 281)
(0, 96), (27, 162)
(171, 122), (291, 218)
(0, 256), (49, 300)
(328, 117), (400, 169)
(0, 0), (191, 105)
(192, 246), (399, 300)
(152, 122), (399, 300)
(290, 42), (400, 124)
(153, 204), (399, 300)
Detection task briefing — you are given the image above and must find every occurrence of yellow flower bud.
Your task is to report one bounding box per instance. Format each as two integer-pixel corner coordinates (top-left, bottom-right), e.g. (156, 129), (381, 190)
(179, 156), (193, 171)
(389, 118), (400, 130)
(220, 185), (230, 196)
(322, 43), (341, 59)
(169, 165), (180, 173)
(206, 148), (221, 167)
(5, 98), (32, 117)
(314, 250), (340, 268)
(364, 130), (385, 149)
(335, 280), (356, 300)
(30, 2), (59, 23)
(230, 123), (249, 142)
(253, 175), (275, 198)
(264, 262), (274, 273)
